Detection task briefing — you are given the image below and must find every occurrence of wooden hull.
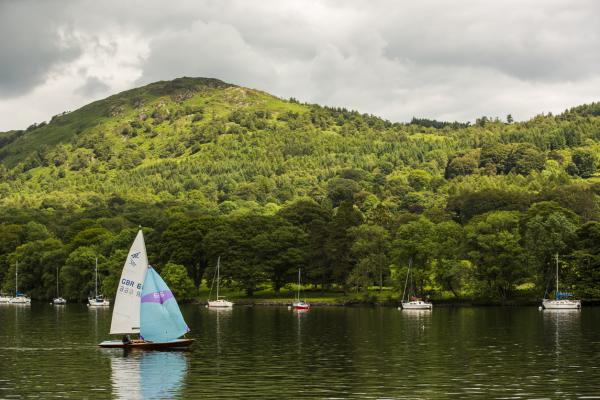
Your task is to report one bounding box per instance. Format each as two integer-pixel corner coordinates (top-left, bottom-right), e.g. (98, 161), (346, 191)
(98, 338), (194, 349)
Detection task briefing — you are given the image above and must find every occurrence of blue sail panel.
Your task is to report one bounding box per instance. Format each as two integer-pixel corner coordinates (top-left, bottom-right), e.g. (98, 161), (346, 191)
(140, 267), (189, 343)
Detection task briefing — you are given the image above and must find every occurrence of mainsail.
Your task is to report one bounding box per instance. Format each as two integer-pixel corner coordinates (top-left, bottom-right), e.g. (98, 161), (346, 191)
(110, 230), (149, 334)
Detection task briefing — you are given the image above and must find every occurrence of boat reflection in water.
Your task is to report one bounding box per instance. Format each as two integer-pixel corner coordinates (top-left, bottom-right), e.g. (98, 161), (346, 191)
(110, 350), (189, 399)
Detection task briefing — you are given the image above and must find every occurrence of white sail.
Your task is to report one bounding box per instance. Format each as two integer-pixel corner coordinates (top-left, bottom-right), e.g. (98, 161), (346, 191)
(110, 230), (149, 334)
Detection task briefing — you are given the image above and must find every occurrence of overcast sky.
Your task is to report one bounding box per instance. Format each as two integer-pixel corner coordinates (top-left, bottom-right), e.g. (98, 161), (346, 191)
(1, 0), (599, 131)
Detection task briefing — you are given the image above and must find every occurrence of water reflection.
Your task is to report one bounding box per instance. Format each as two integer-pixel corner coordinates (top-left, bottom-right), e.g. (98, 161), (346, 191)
(542, 309), (581, 356)
(110, 351), (189, 399)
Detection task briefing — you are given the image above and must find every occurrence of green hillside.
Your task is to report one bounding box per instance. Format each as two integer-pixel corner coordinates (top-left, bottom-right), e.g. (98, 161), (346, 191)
(0, 77), (599, 302)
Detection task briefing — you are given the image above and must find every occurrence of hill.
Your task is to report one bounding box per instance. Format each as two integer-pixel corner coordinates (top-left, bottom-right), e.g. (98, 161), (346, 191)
(0, 77), (599, 302)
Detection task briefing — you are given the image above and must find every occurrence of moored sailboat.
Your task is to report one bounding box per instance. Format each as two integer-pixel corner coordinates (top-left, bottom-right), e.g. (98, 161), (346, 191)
(99, 229), (193, 349)
(88, 257), (109, 307)
(53, 266), (66, 305)
(207, 257), (233, 308)
(292, 268), (310, 310)
(9, 260), (31, 305)
(542, 254), (581, 310)
(400, 258), (432, 310)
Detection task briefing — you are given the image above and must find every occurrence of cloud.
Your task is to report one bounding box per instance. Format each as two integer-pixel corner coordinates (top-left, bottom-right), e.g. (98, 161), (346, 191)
(0, 0), (599, 131)
(75, 76), (110, 97)
(0, 1), (82, 97)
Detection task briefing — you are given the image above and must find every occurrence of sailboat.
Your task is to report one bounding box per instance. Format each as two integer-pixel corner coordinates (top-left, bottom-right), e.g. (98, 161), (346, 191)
(9, 260), (31, 304)
(292, 268), (310, 310)
(53, 266), (66, 305)
(542, 254), (581, 310)
(400, 258), (432, 310)
(88, 257), (110, 307)
(99, 229), (194, 349)
(208, 257), (233, 308)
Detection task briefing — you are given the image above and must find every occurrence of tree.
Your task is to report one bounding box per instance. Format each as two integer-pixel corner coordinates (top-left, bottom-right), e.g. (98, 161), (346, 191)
(432, 221), (470, 298)
(522, 202), (579, 292)
(466, 211), (527, 298)
(393, 217), (436, 296)
(327, 178), (361, 206)
(325, 201), (364, 289)
(61, 247), (101, 301)
(161, 263), (197, 301)
(570, 149), (597, 178)
(349, 224), (390, 292)
(253, 223), (307, 292)
(571, 222), (600, 297)
(160, 217), (214, 289)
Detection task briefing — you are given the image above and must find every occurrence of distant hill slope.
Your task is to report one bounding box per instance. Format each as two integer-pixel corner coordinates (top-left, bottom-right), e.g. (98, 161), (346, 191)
(0, 77), (598, 214)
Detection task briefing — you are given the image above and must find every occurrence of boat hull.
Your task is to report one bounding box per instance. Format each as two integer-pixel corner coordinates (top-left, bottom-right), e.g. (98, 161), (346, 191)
(53, 298), (67, 305)
(88, 299), (110, 307)
(401, 301), (432, 310)
(98, 338), (195, 349)
(208, 300), (233, 308)
(292, 302), (310, 310)
(9, 296), (31, 304)
(542, 299), (581, 309)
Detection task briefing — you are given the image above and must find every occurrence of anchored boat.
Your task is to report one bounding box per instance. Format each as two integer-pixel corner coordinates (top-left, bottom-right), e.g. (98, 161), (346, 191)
(9, 260), (31, 305)
(88, 257), (110, 307)
(99, 229), (194, 349)
(207, 256), (233, 308)
(400, 258), (432, 310)
(542, 254), (581, 310)
(292, 268), (310, 310)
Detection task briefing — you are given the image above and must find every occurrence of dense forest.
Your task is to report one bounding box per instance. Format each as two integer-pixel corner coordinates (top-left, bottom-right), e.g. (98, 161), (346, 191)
(0, 77), (599, 302)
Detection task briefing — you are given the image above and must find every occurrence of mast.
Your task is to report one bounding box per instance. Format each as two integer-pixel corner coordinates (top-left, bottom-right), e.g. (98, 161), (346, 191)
(15, 260), (18, 296)
(402, 258), (411, 303)
(56, 267), (59, 297)
(95, 257), (98, 298)
(216, 256), (220, 300)
(556, 253), (559, 298)
(297, 269), (301, 302)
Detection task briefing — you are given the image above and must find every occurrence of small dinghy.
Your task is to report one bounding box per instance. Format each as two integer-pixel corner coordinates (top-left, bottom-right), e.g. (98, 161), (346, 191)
(99, 229), (194, 349)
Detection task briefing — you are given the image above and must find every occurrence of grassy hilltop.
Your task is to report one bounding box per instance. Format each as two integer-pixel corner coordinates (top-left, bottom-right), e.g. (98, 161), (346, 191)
(0, 77), (599, 303)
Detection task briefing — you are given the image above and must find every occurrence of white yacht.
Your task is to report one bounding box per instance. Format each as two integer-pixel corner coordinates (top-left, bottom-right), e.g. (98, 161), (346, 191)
(9, 261), (31, 305)
(88, 257), (110, 307)
(400, 258), (432, 310)
(53, 266), (67, 305)
(208, 257), (233, 308)
(542, 254), (581, 310)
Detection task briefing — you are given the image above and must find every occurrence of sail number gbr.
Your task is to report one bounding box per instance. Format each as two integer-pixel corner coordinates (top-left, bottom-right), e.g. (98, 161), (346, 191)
(119, 278), (143, 297)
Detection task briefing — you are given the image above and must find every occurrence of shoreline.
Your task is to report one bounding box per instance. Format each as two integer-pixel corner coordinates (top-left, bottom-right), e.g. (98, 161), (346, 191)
(191, 298), (600, 307)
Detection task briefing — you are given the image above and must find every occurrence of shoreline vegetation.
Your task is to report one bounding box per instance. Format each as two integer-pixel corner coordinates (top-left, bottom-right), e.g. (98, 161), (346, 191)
(0, 78), (599, 305)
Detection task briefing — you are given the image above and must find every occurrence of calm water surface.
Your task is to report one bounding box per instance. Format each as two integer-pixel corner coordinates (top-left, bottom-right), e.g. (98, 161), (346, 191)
(1, 304), (599, 399)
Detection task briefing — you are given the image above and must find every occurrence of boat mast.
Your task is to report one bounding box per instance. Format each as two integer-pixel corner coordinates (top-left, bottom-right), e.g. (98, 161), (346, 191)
(216, 256), (220, 300)
(15, 260), (18, 296)
(555, 253), (559, 299)
(402, 258), (411, 303)
(95, 257), (98, 298)
(56, 267), (59, 298)
(297, 268), (301, 302)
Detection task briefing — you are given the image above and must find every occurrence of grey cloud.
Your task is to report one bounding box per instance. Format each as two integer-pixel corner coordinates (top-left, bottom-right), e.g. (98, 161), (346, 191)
(0, 0), (599, 131)
(75, 76), (110, 97)
(0, 1), (82, 97)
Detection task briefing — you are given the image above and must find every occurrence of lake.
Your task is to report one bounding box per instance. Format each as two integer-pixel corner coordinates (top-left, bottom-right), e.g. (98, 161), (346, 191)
(1, 304), (599, 399)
